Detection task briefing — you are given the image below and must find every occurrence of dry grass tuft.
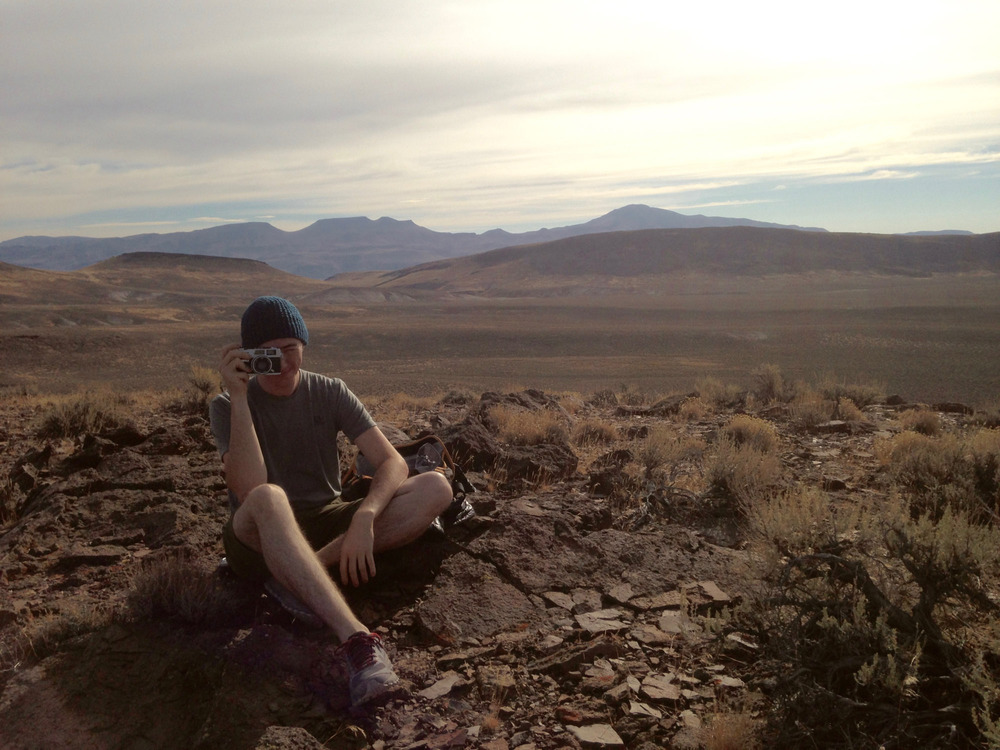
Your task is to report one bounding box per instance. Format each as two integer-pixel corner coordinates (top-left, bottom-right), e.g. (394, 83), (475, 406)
(616, 383), (648, 407)
(817, 375), (887, 408)
(0, 600), (116, 671)
(489, 404), (568, 445)
(678, 396), (711, 422)
(478, 686), (509, 737)
(707, 415), (783, 510)
(835, 396), (866, 421)
(636, 423), (705, 481)
(971, 400), (1000, 429)
(700, 710), (761, 750)
(572, 419), (618, 447)
(750, 363), (789, 404)
(126, 553), (243, 626)
(0, 475), (17, 528)
(789, 391), (868, 427)
(696, 376), (744, 408)
(159, 364), (224, 415)
(789, 395), (835, 428)
(372, 391), (443, 419)
(555, 391), (586, 415)
(26, 603), (114, 657)
(34, 390), (134, 440)
(707, 441), (783, 510)
(898, 407), (942, 436)
(719, 415), (780, 454)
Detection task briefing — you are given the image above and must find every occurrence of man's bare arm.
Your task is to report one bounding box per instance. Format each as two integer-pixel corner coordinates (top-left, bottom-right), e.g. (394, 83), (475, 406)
(336, 425), (408, 586)
(218, 343), (267, 503)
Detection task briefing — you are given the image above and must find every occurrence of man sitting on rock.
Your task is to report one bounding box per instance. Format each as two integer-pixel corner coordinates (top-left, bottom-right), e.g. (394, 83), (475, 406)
(209, 295), (454, 707)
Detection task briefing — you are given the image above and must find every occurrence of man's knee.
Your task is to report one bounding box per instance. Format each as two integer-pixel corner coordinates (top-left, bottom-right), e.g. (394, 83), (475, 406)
(416, 471), (453, 514)
(241, 483), (293, 519)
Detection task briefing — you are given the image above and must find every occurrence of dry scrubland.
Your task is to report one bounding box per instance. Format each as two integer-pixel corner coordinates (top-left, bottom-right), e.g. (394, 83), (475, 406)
(4, 280), (1000, 407)
(3, 363), (1000, 747)
(3, 255), (1000, 746)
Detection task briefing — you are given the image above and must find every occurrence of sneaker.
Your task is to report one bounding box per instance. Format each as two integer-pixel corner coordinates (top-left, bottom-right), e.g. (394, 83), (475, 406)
(337, 631), (401, 707)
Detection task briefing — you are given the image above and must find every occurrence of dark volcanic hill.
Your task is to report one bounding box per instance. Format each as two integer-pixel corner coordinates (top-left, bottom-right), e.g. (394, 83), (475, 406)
(328, 226), (1000, 297)
(0, 205), (826, 279)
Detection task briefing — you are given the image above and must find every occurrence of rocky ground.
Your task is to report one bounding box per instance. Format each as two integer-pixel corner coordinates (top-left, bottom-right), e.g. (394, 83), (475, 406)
(0, 385), (976, 749)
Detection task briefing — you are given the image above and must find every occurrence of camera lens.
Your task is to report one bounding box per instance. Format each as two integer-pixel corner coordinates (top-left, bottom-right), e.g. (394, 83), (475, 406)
(251, 356), (272, 374)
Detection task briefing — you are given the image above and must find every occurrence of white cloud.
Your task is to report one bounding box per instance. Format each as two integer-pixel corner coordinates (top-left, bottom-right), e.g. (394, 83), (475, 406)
(1, 0), (999, 238)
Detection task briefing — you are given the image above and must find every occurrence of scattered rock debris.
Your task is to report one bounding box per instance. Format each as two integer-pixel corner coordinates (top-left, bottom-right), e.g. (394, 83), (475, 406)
(0, 389), (959, 748)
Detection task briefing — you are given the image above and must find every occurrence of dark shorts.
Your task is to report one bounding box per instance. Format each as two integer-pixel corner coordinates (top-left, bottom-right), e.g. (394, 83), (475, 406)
(222, 483), (366, 582)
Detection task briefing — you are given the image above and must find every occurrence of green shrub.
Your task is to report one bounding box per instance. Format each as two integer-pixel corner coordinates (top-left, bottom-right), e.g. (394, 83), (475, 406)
(747, 487), (851, 569)
(817, 376), (886, 408)
(966, 633), (1000, 747)
(741, 467), (1000, 747)
(878, 429), (1000, 523)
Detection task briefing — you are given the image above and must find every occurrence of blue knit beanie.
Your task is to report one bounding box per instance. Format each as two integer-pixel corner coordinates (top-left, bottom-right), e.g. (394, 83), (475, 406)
(241, 296), (309, 349)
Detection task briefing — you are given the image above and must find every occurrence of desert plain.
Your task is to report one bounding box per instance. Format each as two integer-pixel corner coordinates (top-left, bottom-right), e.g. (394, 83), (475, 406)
(2, 235), (1000, 749)
(2, 247), (998, 406)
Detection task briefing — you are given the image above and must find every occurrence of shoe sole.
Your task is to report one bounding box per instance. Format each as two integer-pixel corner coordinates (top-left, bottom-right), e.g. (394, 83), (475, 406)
(349, 679), (408, 714)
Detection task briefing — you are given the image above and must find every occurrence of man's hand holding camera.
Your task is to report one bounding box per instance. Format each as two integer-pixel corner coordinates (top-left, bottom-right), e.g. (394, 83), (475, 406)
(218, 343), (252, 396)
(219, 344), (284, 395)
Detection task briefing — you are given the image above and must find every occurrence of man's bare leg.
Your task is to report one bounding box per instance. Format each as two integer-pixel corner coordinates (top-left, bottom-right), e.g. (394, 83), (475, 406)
(232, 483), (366, 642)
(317, 471), (453, 570)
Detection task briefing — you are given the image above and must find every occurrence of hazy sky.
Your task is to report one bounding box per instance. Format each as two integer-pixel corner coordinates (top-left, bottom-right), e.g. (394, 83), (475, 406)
(2, 0), (999, 240)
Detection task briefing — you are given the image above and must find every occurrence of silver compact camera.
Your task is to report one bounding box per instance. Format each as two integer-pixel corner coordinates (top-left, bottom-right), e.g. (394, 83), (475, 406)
(243, 347), (282, 375)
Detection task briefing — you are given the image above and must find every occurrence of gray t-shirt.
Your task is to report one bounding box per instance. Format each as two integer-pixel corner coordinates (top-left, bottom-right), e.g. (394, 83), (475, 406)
(209, 370), (376, 511)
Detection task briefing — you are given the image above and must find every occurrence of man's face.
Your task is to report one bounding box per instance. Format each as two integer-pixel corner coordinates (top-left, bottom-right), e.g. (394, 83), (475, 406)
(257, 337), (304, 393)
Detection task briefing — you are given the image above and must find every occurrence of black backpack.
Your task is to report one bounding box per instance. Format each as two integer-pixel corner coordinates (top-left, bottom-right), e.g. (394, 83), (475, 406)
(342, 434), (476, 530)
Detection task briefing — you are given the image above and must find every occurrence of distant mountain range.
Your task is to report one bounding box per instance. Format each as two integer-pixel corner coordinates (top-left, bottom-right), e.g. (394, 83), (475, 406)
(0, 205), (827, 279)
(2, 225), (996, 309)
(328, 226), (1000, 298)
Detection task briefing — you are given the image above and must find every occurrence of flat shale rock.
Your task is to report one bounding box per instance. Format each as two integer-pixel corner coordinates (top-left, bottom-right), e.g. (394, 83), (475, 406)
(254, 725), (327, 749)
(415, 552), (542, 642)
(575, 608), (630, 634)
(471, 505), (742, 597)
(567, 723), (626, 747)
